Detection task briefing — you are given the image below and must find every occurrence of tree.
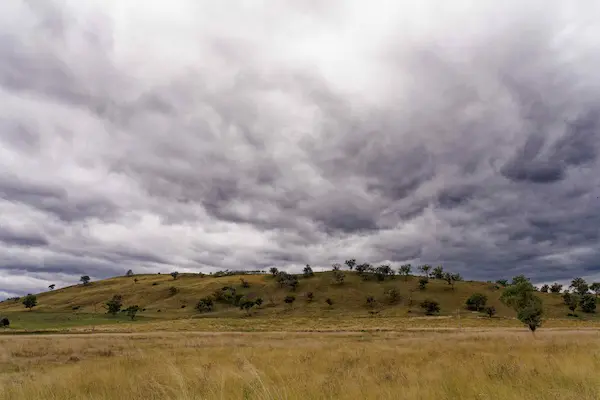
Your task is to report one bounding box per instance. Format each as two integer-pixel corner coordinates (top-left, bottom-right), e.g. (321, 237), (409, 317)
(570, 277), (589, 296)
(325, 298), (333, 307)
(580, 294), (597, 313)
(269, 267), (279, 276)
(126, 305), (140, 320)
(420, 299), (440, 315)
(511, 275), (530, 286)
(355, 263), (371, 275)
(22, 294), (37, 311)
(332, 263), (341, 271)
(540, 284), (549, 293)
(432, 266), (445, 279)
(240, 278), (250, 288)
(332, 269), (345, 285)
(563, 292), (578, 315)
(589, 282), (600, 298)
(444, 272), (458, 290)
(550, 283), (563, 293)
(399, 264), (412, 281)
(196, 297), (214, 312)
(80, 275), (91, 285)
(305, 292), (314, 303)
(169, 286), (178, 296)
(419, 265), (432, 277)
(170, 271), (179, 280)
(517, 303), (543, 333)
(0, 317), (9, 328)
(385, 288), (401, 304)
(126, 270), (134, 277)
(105, 295), (123, 316)
(485, 306), (496, 318)
(465, 293), (488, 311)
(239, 299), (257, 315)
(303, 265), (314, 277)
(48, 284), (55, 290)
(344, 259), (356, 270)
(375, 264), (393, 281)
(284, 295), (296, 308)
(496, 279), (508, 286)
(418, 277), (429, 290)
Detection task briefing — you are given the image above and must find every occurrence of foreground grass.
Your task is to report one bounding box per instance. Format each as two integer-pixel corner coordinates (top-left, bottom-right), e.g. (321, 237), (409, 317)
(1, 330), (600, 399)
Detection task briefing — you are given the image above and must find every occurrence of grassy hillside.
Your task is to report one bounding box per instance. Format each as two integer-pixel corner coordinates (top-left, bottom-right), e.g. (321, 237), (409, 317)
(0, 271), (586, 327)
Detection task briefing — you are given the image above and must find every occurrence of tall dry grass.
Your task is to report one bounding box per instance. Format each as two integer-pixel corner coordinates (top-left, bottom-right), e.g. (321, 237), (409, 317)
(1, 330), (599, 399)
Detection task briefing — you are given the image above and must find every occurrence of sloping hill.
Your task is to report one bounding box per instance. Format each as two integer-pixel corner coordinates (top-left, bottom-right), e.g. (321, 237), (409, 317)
(0, 271), (578, 320)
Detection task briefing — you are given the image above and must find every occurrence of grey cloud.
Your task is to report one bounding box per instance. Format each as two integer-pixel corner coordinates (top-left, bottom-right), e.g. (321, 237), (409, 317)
(1, 1), (600, 297)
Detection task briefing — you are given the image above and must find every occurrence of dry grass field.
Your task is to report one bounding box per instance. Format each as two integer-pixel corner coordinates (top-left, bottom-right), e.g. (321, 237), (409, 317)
(1, 329), (600, 400)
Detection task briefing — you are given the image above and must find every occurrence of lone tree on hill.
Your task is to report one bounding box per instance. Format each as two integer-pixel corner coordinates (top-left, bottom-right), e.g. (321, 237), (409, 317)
(80, 275), (91, 285)
(540, 284), (549, 293)
(303, 265), (314, 277)
(496, 279), (508, 287)
(332, 269), (345, 285)
(269, 267), (279, 276)
(126, 270), (134, 277)
(432, 265), (444, 279)
(48, 284), (55, 290)
(399, 264), (412, 281)
(22, 294), (37, 311)
(170, 271), (179, 280)
(126, 305), (140, 320)
(105, 295), (123, 316)
(550, 283), (563, 293)
(419, 265), (432, 277)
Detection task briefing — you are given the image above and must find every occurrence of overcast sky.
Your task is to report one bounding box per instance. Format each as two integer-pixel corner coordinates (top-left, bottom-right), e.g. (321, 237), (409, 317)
(1, 0), (600, 298)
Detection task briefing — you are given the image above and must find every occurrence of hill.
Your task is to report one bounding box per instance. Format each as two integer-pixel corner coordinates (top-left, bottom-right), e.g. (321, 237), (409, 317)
(0, 270), (588, 331)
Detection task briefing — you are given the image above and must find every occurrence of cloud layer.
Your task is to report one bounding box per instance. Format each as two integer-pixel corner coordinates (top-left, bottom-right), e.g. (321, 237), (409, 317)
(2, 0), (600, 296)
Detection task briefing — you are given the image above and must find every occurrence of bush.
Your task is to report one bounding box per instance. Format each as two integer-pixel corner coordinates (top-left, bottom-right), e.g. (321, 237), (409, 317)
(332, 269), (345, 285)
(269, 267), (279, 276)
(240, 278), (250, 288)
(196, 297), (214, 313)
(420, 299), (440, 315)
(152, 282), (158, 286)
(305, 292), (314, 303)
(126, 270), (134, 277)
(550, 283), (563, 293)
(496, 279), (508, 287)
(485, 306), (496, 318)
(1, 317), (9, 328)
(517, 303), (543, 332)
(303, 265), (314, 277)
(126, 305), (141, 320)
(284, 295), (296, 307)
(580, 294), (597, 313)
(540, 284), (549, 293)
(385, 288), (401, 304)
(169, 286), (179, 296)
(418, 277), (429, 290)
(276, 272), (299, 291)
(465, 293), (488, 311)
(366, 295), (376, 308)
(170, 271), (179, 280)
(325, 298), (333, 307)
(239, 298), (257, 315)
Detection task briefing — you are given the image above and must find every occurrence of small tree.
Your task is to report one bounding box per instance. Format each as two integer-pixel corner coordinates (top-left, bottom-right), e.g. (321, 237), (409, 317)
(485, 306), (496, 318)
(239, 299), (257, 315)
(550, 283), (563, 293)
(517, 303), (543, 333)
(105, 295), (123, 316)
(418, 277), (429, 290)
(48, 284), (55, 290)
(196, 297), (214, 312)
(419, 265), (432, 277)
(0, 317), (9, 328)
(344, 259), (356, 270)
(399, 264), (412, 281)
(332, 264), (341, 271)
(80, 275), (91, 285)
(570, 277), (589, 296)
(589, 282), (600, 298)
(126, 270), (134, 277)
(444, 272), (458, 290)
(269, 267), (279, 276)
(240, 278), (250, 288)
(432, 266), (445, 279)
(303, 265), (314, 277)
(284, 295), (296, 308)
(563, 292), (578, 315)
(580, 294), (597, 313)
(305, 292), (314, 303)
(385, 288), (401, 304)
(325, 298), (333, 307)
(332, 269), (345, 285)
(465, 293), (488, 311)
(540, 284), (549, 293)
(126, 305), (140, 320)
(496, 279), (508, 287)
(22, 294), (37, 311)
(420, 299), (440, 315)
(170, 271), (179, 280)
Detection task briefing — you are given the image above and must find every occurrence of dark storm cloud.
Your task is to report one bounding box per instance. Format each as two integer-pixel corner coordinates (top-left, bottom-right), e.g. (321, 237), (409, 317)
(1, 0), (600, 297)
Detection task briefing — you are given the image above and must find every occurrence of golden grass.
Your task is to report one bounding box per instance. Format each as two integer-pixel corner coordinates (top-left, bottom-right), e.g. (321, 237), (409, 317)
(1, 329), (600, 399)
